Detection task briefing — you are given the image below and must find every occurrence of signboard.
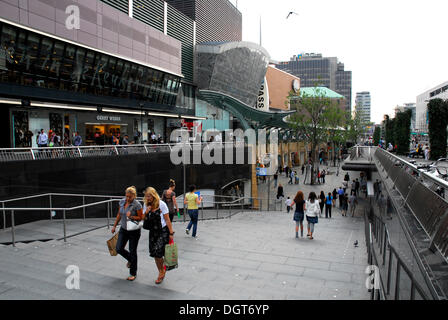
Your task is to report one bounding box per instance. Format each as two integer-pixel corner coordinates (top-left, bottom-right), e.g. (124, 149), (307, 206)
(254, 77), (270, 111)
(96, 115), (121, 121)
(256, 167), (268, 176)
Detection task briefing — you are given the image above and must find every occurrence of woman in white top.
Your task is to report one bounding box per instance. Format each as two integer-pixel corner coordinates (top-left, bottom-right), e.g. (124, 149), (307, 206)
(142, 187), (175, 284)
(305, 192), (320, 240)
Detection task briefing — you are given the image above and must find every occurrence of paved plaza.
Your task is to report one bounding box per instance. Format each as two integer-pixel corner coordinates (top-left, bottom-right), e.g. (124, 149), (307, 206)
(0, 166), (370, 300)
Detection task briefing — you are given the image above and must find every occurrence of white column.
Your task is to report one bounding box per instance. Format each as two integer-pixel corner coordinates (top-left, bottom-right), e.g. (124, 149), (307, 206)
(128, 0), (133, 18)
(164, 2), (168, 35)
(193, 21), (196, 45)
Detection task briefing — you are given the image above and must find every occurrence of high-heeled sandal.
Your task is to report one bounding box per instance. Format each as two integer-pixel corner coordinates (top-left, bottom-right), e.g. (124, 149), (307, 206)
(127, 275), (136, 281)
(155, 269), (166, 284)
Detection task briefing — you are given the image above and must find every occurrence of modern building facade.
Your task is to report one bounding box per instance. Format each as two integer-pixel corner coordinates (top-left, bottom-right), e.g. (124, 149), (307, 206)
(355, 91), (371, 123)
(276, 53), (352, 113)
(0, 0), (207, 148)
(165, 0), (242, 43)
(416, 81), (448, 134)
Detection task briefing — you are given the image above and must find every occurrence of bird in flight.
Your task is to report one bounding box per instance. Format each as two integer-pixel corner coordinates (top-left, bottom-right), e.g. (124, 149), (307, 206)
(286, 11), (298, 19)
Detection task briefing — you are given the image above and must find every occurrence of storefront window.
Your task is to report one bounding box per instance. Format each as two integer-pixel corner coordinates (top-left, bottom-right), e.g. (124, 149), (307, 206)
(0, 21), (183, 108)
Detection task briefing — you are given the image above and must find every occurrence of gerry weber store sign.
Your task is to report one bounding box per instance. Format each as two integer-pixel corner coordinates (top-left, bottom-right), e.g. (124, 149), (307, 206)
(96, 115), (121, 121)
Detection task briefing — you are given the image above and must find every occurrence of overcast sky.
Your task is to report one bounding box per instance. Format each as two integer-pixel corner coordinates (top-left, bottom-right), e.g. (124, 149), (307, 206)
(229, 0), (448, 124)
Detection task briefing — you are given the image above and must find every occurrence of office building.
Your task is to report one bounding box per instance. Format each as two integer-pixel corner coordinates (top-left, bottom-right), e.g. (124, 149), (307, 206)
(355, 92), (371, 123)
(416, 81), (448, 134)
(0, 0), (207, 148)
(276, 53), (352, 112)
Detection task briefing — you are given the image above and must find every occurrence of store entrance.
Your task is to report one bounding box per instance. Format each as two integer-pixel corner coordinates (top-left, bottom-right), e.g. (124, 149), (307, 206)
(85, 123), (128, 145)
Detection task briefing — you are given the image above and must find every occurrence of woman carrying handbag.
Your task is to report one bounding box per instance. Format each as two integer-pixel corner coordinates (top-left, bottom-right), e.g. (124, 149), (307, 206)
(305, 192), (320, 239)
(142, 187), (175, 284)
(111, 186), (143, 281)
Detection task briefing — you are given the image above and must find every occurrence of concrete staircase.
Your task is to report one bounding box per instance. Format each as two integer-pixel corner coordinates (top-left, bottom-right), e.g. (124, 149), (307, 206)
(0, 209), (370, 300)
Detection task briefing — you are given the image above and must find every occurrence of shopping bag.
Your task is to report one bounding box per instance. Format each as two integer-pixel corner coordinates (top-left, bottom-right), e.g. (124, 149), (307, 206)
(164, 240), (178, 271)
(107, 232), (119, 256)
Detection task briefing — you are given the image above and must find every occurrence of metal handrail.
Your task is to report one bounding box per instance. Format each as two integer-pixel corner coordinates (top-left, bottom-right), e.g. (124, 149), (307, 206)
(365, 208), (431, 300)
(0, 194), (279, 246)
(0, 142), (245, 162)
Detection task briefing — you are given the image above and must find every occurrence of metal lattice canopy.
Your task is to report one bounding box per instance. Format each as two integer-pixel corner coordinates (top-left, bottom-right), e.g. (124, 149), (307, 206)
(199, 90), (295, 130)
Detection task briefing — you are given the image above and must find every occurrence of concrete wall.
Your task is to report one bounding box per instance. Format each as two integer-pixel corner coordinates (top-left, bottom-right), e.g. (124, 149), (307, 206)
(0, 0), (182, 75)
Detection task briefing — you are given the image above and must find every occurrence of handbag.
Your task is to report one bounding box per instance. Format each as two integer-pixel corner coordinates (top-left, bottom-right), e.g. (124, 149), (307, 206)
(107, 233), (119, 256)
(126, 218), (143, 231)
(164, 240), (178, 271)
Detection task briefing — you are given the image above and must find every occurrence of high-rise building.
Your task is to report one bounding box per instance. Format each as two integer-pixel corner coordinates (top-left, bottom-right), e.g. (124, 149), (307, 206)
(416, 81), (448, 134)
(355, 92), (371, 123)
(276, 53), (352, 112)
(165, 0), (242, 43)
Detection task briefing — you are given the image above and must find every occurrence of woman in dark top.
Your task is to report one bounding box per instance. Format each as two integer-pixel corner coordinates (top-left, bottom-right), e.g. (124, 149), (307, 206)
(161, 179), (179, 223)
(319, 191), (326, 217)
(325, 192), (333, 218)
(277, 184), (284, 200)
(142, 187), (175, 284)
(332, 188), (338, 206)
(111, 186), (143, 281)
(291, 191), (306, 238)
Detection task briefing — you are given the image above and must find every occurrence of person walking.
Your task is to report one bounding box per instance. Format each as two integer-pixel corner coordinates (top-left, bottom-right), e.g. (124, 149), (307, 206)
(289, 170), (295, 185)
(325, 192), (333, 218)
(291, 191), (305, 238)
(351, 180), (356, 196)
(285, 197), (292, 213)
(184, 185), (203, 238)
(337, 187), (344, 208)
(340, 193), (348, 216)
(319, 191), (325, 217)
(161, 179), (179, 224)
(305, 192), (320, 239)
(142, 187), (175, 284)
(277, 184), (284, 200)
(111, 186), (143, 281)
(332, 188), (338, 207)
(355, 179), (360, 197)
(73, 131), (82, 146)
(344, 172), (350, 183)
(294, 171), (299, 185)
(37, 129), (48, 147)
(321, 169), (326, 184)
(273, 171), (278, 188)
(301, 164), (305, 175)
(349, 191), (358, 217)
(424, 144), (430, 160)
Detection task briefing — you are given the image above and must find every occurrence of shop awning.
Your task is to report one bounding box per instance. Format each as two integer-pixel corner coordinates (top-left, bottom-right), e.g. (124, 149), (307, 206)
(198, 90), (295, 130)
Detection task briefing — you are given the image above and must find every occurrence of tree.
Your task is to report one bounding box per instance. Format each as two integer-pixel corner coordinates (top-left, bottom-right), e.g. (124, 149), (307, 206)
(384, 115), (395, 147)
(288, 87), (340, 184)
(393, 109), (412, 155)
(373, 126), (381, 145)
(323, 105), (348, 166)
(428, 99), (448, 160)
(346, 108), (368, 144)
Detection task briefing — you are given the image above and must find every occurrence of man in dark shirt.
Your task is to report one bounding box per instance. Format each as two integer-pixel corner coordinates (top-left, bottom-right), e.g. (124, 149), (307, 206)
(355, 179), (360, 196)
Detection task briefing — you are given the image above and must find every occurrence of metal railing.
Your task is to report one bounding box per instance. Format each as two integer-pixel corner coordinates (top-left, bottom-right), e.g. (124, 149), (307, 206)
(0, 142), (244, 162)
(374, 147), (448, 259)
(349, 145), (374, 162)
(0, 192), (284, 246)
(364, 205), (430, 300)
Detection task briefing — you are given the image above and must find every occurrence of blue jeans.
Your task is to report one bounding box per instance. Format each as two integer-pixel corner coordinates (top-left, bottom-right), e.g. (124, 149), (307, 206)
(116, 228), (141, 276)
(187, 209), (199, 237)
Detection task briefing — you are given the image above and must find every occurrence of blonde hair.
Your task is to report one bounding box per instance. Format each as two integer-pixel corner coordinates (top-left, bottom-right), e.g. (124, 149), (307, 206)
(169, 179), (175, 188)
(144, 187), (160, 210)
(125, 186), (137, 198)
